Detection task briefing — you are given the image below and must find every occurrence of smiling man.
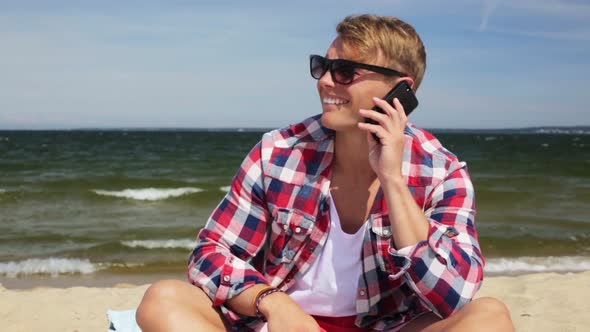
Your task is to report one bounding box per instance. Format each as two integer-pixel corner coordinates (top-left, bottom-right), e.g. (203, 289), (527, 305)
(137, 14), (515, 332)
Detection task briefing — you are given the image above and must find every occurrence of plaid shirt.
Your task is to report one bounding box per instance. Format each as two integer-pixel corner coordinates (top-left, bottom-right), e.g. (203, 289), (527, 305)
(188, 114), (485, 331)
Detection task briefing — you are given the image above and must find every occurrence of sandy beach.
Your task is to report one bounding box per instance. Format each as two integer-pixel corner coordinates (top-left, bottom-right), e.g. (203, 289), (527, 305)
(1, 271), (588, 332)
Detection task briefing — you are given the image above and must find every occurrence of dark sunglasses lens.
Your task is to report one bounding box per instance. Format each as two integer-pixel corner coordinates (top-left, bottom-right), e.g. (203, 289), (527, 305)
(332, 61), (356, 84)
(310, 56), (328, 79)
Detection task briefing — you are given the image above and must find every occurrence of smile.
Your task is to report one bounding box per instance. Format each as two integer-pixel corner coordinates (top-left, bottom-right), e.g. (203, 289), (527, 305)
(322, 97), (349, 105)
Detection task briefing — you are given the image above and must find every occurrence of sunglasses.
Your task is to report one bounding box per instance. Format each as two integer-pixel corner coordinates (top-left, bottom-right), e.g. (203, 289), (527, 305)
(309, 54), (408, 85)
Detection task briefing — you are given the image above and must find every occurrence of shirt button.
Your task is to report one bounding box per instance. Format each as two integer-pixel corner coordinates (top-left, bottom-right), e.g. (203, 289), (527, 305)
(359, 290), (366, 296)
(287, 249), (295, 259)
(223, 275), (230, 282)
(383, 229), (390, 236)
(295, 227), (301, 233)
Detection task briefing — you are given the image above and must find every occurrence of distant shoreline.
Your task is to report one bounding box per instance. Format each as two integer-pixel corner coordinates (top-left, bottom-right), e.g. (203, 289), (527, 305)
(1, 126), (589, 134)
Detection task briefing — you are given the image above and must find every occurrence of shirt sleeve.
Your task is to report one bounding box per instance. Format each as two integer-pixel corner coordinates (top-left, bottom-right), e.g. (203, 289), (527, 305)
(388, 161), (485, 318)
(187, 141), (271, 326)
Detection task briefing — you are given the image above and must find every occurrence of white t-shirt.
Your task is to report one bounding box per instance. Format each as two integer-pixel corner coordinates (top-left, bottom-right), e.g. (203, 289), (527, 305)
(287, 194), (367, 316)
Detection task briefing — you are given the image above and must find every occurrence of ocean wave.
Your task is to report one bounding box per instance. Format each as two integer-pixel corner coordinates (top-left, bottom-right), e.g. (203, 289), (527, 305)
(121, 239), (196, 250)
(0, 258), (99, 278)
(0, 188), (5, 194)
(485, 256), (590, 274)
(93, 187), (203, 201)
(219, 186), (231, 193)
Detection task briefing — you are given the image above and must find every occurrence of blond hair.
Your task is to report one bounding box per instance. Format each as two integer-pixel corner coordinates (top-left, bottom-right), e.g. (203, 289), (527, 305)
(336, 14), (427, 90)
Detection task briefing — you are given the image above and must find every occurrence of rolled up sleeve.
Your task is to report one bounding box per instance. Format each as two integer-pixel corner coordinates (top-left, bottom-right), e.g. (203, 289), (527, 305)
(389, 162), (485, 318)
(188, 141), (271, 325)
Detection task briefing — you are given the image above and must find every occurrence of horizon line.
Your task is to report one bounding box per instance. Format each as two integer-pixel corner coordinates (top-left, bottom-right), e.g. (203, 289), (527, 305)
(1, 125), (589, 132)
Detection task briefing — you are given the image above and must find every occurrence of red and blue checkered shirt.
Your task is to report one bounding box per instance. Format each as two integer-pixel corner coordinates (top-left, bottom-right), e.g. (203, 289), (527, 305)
(188, 114), (485, 331)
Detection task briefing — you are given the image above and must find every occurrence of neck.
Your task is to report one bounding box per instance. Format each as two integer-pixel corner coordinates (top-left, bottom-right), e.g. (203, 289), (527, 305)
(333, 130), (375, 180)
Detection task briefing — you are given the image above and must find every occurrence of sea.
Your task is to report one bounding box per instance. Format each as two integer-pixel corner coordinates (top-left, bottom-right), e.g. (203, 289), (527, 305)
(1, 127), (589, 288)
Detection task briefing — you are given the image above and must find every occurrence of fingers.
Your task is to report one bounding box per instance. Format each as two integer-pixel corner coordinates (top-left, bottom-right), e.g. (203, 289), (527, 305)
(358, 97), (407, 144)
(391, 97), (408, 122)
(373, 97), (406, 120)
(359, 98), (405, 130)
(357, 121), (388, 143)
(359, 109), (391, 133)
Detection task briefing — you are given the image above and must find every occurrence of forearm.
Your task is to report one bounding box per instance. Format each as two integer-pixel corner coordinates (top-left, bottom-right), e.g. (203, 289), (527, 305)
(384, 166), (485, 316)
(381, 176), (429, 248)
(226, 284), (301, 320)
(225, 284), (269, 317)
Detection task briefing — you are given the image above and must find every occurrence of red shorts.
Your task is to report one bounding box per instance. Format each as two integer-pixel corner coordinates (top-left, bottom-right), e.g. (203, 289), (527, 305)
(257, 314), (370, 332)
(313, 315), (368, 332)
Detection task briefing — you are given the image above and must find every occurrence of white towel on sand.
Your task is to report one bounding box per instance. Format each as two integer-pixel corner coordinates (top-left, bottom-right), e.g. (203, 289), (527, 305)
(107, 309), (142, 332)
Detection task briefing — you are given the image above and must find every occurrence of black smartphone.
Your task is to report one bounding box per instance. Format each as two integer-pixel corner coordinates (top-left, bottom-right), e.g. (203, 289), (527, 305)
(365, 80), (419, 143)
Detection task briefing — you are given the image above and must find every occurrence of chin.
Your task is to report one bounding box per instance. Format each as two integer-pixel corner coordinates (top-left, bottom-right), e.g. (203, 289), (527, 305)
(320, 112), (359, 131)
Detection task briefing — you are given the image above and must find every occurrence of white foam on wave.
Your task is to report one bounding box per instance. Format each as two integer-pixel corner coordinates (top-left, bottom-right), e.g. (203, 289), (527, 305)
(93, 187), (203, 201)
(0, 188), (5, 194)
(219, 186), (231, 193)
(0, 258), (98, 278)
(485, 256), (590, 274)
(121, 239), (196, 250)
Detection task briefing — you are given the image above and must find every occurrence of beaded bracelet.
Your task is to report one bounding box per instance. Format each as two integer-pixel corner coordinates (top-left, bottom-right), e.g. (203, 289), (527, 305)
(252, 285), (274, 310)
(254, 286), (282, 320)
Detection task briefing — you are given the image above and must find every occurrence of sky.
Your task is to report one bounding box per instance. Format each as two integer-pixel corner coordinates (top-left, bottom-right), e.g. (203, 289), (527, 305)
(0, 0), (589, 129)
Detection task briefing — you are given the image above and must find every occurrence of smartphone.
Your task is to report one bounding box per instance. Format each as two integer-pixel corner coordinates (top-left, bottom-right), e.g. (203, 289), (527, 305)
(365, 80), (419, 143)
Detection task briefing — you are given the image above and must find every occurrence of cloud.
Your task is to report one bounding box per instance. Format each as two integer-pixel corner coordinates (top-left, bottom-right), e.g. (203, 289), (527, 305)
(479, 0), (500, 31)
(486, 26), (590, 41)
(477, 0), (590, 40)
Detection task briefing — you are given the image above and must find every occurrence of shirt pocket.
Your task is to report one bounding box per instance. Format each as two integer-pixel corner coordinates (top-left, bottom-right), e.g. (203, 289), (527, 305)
(268, 208), (315, 265)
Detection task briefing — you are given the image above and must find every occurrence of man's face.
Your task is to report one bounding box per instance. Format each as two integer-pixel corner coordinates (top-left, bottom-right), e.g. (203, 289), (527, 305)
(318, 38), (404, 132)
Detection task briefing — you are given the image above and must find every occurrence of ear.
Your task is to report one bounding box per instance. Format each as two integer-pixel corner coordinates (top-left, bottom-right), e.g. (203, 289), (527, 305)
(392, 77), (415, 90)
(403, 77), (416, 90)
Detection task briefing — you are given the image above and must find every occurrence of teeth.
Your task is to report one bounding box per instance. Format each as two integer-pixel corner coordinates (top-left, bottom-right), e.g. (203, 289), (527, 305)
(322, 97), (348, 105)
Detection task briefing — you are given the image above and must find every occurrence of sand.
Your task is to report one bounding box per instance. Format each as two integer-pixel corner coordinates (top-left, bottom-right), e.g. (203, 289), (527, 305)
(1, 271), (589, 331)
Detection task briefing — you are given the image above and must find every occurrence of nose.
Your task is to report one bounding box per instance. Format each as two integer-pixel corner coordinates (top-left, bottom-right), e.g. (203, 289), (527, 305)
(317, 68), (335, 88)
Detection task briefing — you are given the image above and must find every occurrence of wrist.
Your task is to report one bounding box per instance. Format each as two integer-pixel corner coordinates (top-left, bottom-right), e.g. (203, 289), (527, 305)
(381, 175), (406, 193)
(258, 290), (289, 319)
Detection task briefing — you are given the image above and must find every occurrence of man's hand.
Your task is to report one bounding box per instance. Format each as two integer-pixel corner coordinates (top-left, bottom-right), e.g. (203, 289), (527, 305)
(357, 96), (408, 184)
(259, 291), (322, 332)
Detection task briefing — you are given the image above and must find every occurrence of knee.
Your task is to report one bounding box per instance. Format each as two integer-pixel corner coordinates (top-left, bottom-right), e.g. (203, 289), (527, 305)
(467, 297), (514, 330)
(136, 280), (186, 326)
(472, 297), (511, 316)
(142, 279), (186, 303)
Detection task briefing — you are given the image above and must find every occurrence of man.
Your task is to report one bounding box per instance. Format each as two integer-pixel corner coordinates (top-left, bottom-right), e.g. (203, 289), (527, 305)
(137, 14), (514, 332)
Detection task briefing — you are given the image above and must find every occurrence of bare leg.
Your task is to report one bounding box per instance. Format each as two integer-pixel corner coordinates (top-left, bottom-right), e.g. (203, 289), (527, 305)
(400, 297), (514, 332)
(136, 279), (230, 332)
